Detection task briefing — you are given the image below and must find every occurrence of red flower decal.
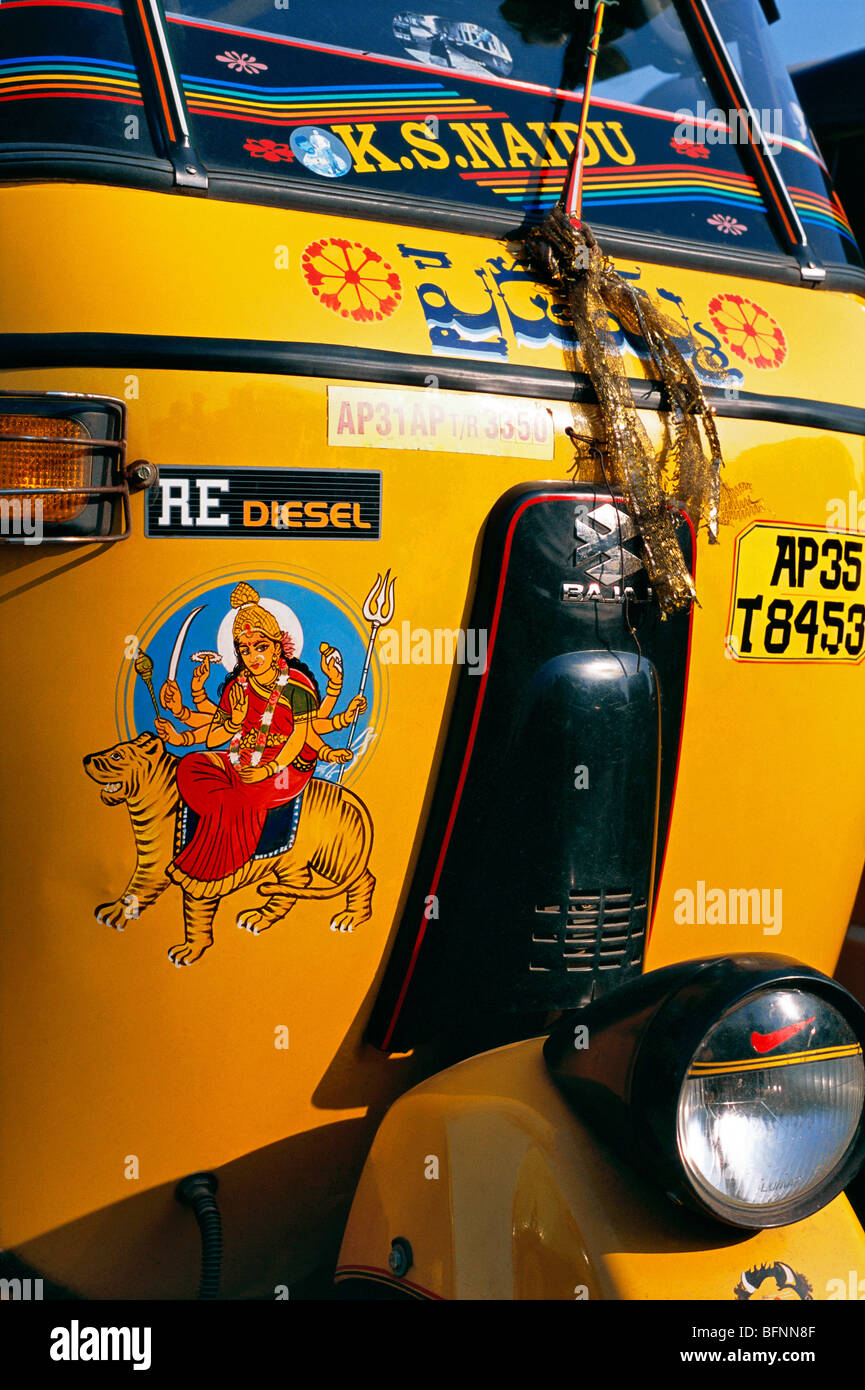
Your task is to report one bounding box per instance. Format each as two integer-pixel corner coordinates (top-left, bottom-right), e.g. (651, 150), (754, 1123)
(707, 292), (787, 370)
(301, 238), (402, 322)
(244, 138), (294, 163)
(670, 136), (709, 159)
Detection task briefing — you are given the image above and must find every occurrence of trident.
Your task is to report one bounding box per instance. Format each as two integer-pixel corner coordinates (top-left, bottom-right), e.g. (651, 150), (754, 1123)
(335, 571), (395, 784)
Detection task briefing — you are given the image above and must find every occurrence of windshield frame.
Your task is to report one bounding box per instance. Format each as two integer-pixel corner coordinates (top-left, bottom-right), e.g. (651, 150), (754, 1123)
(154, 0), (858, 279)
(678, 0), (824, 279)
(0, 0), (859, 287)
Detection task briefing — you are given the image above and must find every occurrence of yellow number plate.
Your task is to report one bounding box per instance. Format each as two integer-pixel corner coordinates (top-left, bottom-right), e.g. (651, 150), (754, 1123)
(727, 522), (865, 664)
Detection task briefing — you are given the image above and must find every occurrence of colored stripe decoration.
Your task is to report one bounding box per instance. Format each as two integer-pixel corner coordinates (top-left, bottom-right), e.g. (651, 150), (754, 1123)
(0, 55), (502, 124)
(459, 163), (853, 238)
(0, 50), (852, 242)
(0, 55), (143, 106)
(178, 72), (505, 126)
(688, 1043), (863, 1076)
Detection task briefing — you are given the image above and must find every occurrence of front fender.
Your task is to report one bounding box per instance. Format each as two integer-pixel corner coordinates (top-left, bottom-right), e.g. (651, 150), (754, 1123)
(336, 1037), (865, 1300)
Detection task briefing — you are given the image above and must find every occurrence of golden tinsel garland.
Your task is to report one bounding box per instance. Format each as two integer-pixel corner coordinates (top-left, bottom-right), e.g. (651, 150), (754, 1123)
(524, 208), (724, 615)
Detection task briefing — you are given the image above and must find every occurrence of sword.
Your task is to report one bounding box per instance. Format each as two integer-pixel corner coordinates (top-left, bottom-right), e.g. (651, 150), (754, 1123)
(168, 605), (206, 685)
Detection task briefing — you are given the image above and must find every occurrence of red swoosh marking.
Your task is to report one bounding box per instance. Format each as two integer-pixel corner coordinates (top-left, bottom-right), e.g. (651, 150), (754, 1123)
(750, 1017), (816, 1054)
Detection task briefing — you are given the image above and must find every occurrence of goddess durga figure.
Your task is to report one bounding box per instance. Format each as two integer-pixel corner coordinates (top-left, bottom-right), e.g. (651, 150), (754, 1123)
(154, 582), (366, 897)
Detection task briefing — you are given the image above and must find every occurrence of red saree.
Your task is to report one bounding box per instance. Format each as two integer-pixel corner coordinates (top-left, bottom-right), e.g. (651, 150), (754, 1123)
(170, 670), (318, 895)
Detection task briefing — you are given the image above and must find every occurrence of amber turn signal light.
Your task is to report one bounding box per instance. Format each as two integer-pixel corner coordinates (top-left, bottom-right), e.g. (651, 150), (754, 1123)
(0, 393), (136, 542)
(0, 414), (90, 523)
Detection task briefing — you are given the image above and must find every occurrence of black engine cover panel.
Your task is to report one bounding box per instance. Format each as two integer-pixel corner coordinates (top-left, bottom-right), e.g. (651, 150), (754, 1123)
(368, 484), (694, 1051)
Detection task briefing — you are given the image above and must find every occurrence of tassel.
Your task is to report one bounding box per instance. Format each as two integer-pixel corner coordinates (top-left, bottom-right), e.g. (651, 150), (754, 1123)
(524, 207), (725, 616)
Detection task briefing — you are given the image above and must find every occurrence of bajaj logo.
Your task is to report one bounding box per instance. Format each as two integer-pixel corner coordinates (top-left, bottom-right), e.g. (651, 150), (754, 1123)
(562, 502), (648, 603)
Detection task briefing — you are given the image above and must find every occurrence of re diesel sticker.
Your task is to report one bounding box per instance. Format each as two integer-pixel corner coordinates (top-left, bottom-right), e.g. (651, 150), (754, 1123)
(728, 522), (864, 663)
(146, 467), (381, 539)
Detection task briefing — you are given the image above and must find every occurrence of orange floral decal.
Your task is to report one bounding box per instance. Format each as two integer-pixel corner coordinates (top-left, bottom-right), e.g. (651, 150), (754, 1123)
(301, 239), (403, 323)
(707, 293), (787, 370)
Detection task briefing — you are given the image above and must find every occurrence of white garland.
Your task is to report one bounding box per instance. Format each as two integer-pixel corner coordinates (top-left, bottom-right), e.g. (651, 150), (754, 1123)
(227, 664), (290, 769)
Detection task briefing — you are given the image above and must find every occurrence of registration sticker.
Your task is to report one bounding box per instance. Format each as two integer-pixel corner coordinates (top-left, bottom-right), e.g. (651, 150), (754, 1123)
(328, 385), (554, 460)
(727, 522), (865, 663)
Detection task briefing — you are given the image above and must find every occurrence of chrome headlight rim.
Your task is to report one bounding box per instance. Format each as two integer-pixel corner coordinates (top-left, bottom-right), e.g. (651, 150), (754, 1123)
(629, 958), (865, 1229)
(544, 954), (865, 1232)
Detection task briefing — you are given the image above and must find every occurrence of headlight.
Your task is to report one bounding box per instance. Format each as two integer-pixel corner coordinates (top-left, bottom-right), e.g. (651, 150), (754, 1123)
(544, 955), (865, 1229)
(678, 988), (864, 1224)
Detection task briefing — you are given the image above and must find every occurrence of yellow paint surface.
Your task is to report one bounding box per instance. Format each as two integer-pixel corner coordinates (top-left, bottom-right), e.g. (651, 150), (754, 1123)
(339, 1038), (865, 1299)
(1, 182), (863, 1294)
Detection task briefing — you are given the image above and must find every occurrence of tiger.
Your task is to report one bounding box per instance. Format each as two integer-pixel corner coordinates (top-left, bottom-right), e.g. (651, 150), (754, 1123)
(83, 732), (375, 965)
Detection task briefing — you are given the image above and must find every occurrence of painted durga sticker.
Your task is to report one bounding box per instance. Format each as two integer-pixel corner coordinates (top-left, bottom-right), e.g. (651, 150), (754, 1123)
(84, 572), (394, 965)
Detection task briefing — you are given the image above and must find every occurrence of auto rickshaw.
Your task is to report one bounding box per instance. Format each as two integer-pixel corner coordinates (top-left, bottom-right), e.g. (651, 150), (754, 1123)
(1, 0), (864, 1304)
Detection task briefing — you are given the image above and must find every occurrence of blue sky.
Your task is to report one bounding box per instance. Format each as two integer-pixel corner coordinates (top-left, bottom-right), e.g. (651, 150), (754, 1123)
(772, 0), (865, 69)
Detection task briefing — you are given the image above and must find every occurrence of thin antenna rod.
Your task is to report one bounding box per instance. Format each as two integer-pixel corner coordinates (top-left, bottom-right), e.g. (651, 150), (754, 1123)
(563, 1), (609, 221)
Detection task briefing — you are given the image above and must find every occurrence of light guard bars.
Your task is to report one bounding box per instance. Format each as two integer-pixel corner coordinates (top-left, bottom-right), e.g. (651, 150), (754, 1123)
(0, 391), (155, 543)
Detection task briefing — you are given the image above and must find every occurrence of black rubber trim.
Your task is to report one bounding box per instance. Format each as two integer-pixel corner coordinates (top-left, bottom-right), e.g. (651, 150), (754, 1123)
(4, 332), (865, 436)
(201, 172), (865, 290)
(0, 147), (175, 190)
(0, 155), (863, 293)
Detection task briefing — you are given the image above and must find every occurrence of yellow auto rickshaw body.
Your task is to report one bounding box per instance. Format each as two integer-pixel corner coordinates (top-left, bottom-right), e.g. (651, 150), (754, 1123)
(0, 0), (863, 1300)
